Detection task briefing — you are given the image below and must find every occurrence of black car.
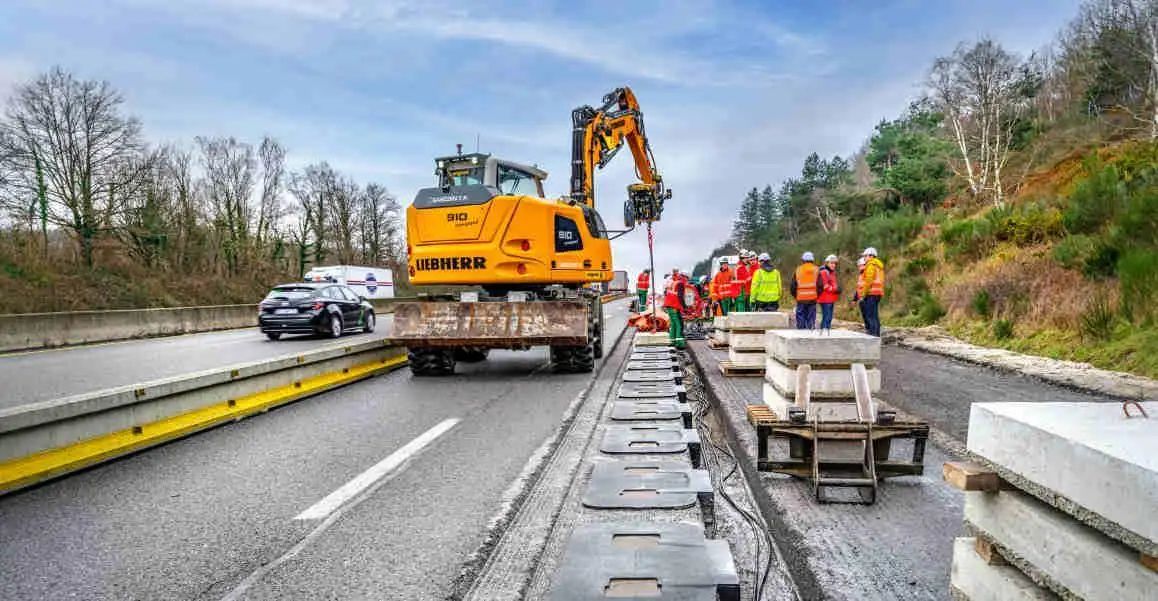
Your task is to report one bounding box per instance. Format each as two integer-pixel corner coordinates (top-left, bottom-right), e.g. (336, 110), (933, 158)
(258, 283), (376, 340)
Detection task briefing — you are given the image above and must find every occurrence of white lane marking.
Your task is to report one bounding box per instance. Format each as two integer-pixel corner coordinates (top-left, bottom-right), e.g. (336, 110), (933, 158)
(294, 418), (460, 520)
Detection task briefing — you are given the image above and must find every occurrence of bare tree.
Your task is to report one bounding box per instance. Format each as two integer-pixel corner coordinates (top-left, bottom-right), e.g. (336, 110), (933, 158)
(196, 136), (255, 273)
(929, 40), (1029, 205)
(358, 183), (401, 266)
(0, 67), (147, 265)
(328, 175), (360, 264)
(289, 162), (339, 266)
(256, 137), (285, 246)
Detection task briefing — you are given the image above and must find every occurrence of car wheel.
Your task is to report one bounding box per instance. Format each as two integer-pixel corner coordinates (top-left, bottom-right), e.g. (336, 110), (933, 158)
(266, 332), (282, 341)
(329, 314), (343, 338)
(363, 311), (375, 333)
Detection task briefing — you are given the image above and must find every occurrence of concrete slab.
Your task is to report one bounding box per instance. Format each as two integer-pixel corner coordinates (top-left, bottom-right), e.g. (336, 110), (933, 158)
(764, 359), (880, 399)
(600, 424), (701, 456)
(950, 537), (1054, 601)
(634, 332), (671, 346)
(761, 383), (861, 421)
(764, 329), (880, 365)
(618, 381), (687, 402)
(728, 331), (765, 351)
(547, 522), (738, 601)
(622, 370), (679, 384)
(726, 312), (789, 330)
(726, 347), (764, 366)
(581, 461), (711, 510)
(967, 402), (1158, 553)
(964, 488), (1158, 601)
(712, 316), (727, 330)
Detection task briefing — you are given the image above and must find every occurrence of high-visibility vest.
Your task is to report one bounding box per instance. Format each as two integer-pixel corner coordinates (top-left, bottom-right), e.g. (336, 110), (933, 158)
(637, 272), (650, 290)
(863, 258), (885, 297)
(855, 267), (865, 299)
(712, 269), (736, 298)
(734, 264), (751, 296)
(794, 263), (818, 302)
(664, 277), (683, 309)
(750, 267), (781, 303)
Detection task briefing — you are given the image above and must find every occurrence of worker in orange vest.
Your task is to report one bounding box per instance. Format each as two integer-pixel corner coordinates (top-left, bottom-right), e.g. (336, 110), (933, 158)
(663, 269), (687, 348)
(710, 258), (735, 316)
(733, 251), (753, 312)
(859, 247), (886, 336)
(789, 251), (820, 330)
(635, 269), (651, 312)
(851, 256), (867, 330)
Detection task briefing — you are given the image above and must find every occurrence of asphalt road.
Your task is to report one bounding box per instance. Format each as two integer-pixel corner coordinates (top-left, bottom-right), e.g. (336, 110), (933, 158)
(0, 299), (632, 601)
(0, 318), (394, 409)
(877, 344), (1110, 442)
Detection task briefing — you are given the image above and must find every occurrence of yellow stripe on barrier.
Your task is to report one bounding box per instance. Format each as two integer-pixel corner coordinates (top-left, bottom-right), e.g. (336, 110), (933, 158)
(0, 354), (408, 494)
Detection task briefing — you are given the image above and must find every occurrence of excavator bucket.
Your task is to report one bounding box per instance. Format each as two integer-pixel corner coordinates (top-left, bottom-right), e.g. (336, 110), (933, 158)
(389, 301), (589, 348)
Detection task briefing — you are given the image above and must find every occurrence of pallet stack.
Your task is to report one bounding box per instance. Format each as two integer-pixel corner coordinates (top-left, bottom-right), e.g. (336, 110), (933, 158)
(719, 312), (788, 375)
(761, 329), (881, 414)
(708, 316), (728, 348)
(946, 401), (1157, 600)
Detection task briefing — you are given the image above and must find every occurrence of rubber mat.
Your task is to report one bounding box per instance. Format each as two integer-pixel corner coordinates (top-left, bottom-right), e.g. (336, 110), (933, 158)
(547, 522), (739, 601)
(618, 381), (687, 402)
(600, 424), (700, 457)
(621, 369), (680, 384)
(582, 461), (712, 509)
(625, 359), (681, 372)
(609, 401), (692, 426)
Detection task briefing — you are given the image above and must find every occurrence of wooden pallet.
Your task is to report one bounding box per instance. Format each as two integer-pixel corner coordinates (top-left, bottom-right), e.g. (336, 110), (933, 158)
(708, 339), (729, 349)
(746, 404), (778, 426)
(718, 360), (764, 377)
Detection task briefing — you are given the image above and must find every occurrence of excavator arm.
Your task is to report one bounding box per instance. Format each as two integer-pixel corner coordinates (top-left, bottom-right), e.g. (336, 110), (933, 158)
(570, 87), (670, 224)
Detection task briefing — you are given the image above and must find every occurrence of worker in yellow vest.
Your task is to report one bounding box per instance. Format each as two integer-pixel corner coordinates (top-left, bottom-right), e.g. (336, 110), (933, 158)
(789, 251), (820, 330)
(859, 247), (885, 336)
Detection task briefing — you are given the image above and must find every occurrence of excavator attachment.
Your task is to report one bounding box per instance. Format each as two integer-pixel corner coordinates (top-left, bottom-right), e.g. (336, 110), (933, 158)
(390, 300), (589, 348)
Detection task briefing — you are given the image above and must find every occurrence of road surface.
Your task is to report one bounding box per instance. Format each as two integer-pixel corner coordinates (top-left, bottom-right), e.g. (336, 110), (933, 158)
(0, 319), (393, 409)
(0, 300), (631, 601)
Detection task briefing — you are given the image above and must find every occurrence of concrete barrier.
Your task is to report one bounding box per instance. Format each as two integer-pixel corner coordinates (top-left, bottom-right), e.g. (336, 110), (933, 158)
(0, 299), (405, 353)
(0, 339), (407, 494)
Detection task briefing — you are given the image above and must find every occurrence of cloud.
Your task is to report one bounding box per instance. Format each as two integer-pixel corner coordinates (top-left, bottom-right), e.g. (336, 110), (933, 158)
(0, 56), (36, 104)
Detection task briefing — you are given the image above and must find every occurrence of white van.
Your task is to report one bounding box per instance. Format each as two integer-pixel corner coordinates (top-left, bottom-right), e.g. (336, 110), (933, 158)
(303, 265), (395, 299)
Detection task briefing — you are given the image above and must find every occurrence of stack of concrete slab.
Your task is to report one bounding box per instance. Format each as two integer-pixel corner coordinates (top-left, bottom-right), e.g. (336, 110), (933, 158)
(762, 329), (880, 418)
(949, 401), (1158, 601)
(721, 312), (789, 373)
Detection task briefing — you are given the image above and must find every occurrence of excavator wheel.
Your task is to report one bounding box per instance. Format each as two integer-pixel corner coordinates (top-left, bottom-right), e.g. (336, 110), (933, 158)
(551, 302), (598, 373)
(452, 348), (490, 363)
(408, 348), (456, 376)
(591, 298), (605, 360)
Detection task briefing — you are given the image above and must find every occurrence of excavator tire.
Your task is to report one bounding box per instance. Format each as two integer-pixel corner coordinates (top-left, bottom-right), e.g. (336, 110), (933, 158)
(453, 348), (490, 363)
(551, 303), (598, 373)
(408, 348), (456, 376)
(591, 298), (605, 360)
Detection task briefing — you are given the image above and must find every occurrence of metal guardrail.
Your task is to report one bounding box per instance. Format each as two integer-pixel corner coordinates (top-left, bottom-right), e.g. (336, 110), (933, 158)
(0, 339), (408, 494)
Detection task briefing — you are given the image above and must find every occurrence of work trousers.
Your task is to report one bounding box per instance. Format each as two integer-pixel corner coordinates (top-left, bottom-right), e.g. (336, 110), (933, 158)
(637, 291), (648, 312)
(819, 303), (835, 330)
(664, 307), (686, 348)
(752, 301), (779, 312)
(862, 295), (882, 337)
(734, 292), (749, 313)
(795, 302), (817, 330)
(718, 297), (732, 316)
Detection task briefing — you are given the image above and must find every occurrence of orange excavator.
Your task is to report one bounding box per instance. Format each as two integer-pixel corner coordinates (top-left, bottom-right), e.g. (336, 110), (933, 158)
(390, 87), (670, 375)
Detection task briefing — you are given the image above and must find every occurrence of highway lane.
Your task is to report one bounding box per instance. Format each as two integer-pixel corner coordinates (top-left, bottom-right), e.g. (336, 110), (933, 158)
(0, 318), (393, 409)
(0, 299), (632, 601)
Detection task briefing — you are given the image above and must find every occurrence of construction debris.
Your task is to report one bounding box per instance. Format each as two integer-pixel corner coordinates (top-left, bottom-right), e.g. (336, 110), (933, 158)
(948, 401), (1158, 600)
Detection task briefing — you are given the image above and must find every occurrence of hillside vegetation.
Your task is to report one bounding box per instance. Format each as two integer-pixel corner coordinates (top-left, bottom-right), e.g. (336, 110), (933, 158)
(696, 0), (1158, 378)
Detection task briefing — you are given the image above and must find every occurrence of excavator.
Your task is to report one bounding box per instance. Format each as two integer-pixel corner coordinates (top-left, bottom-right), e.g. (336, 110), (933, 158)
(390, 87), (671, 375)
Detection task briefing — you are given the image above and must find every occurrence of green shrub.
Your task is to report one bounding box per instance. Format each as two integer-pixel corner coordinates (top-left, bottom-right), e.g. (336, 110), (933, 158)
(941, 217), (995, 259)
(858, 209), (926, 251)
(904, 256), (936, 275)
(1118, 249), (1158, 324)
(1083, 241), (1120, 279)
(1080, 295), (1116, 341)
(971, 289), (991, 317)
(1052, 234), (1097, 270)
(1064, 161), (1126, 234)
(993, 319), (1015, 340)
(916, 293), (947, 324)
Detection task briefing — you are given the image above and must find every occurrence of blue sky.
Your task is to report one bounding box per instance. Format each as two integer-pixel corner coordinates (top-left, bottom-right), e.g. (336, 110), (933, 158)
(0, 0), (1080, 275)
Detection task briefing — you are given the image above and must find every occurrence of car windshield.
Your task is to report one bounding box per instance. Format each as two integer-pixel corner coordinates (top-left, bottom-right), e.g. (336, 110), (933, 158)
(265, 287), (315, 300)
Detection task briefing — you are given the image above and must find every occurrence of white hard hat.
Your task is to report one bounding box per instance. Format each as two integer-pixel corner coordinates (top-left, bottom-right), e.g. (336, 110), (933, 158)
(802, 251), (814, 262)
(719, 257), (729, 263)
(681, 270), (690, 277)
(863, 247), (878, 257)
(758, 252), (770, 261)
(825, 254), (838, 263)
(857, 257), (866, 267)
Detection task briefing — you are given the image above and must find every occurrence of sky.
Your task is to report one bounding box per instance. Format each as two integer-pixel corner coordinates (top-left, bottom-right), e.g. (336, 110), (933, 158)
(0, 0), (1081, 277)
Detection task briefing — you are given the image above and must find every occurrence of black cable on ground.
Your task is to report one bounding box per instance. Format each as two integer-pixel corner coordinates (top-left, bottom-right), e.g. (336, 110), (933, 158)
(679, 350), (777, 601)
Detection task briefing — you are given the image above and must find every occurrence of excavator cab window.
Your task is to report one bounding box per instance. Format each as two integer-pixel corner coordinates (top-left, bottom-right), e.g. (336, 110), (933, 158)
(580, 205), (607, 239)
(497, 164), (542, 197)
(443, 167), (484, 187)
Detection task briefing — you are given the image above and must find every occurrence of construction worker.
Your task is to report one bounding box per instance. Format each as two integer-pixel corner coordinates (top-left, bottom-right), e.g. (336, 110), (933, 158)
(698, 275), (711, 318)
(790, 251), (820, 330)
(852, 256), (867, 330)
(750, 252), (782, 311)
(818, 255), (841, 331)
(710, 258), (735, 316)
(663, 269), (687, 348)
(635, 268), (651, 312)
(859, 247), (885, 336)
(733, 251), (752, 312)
